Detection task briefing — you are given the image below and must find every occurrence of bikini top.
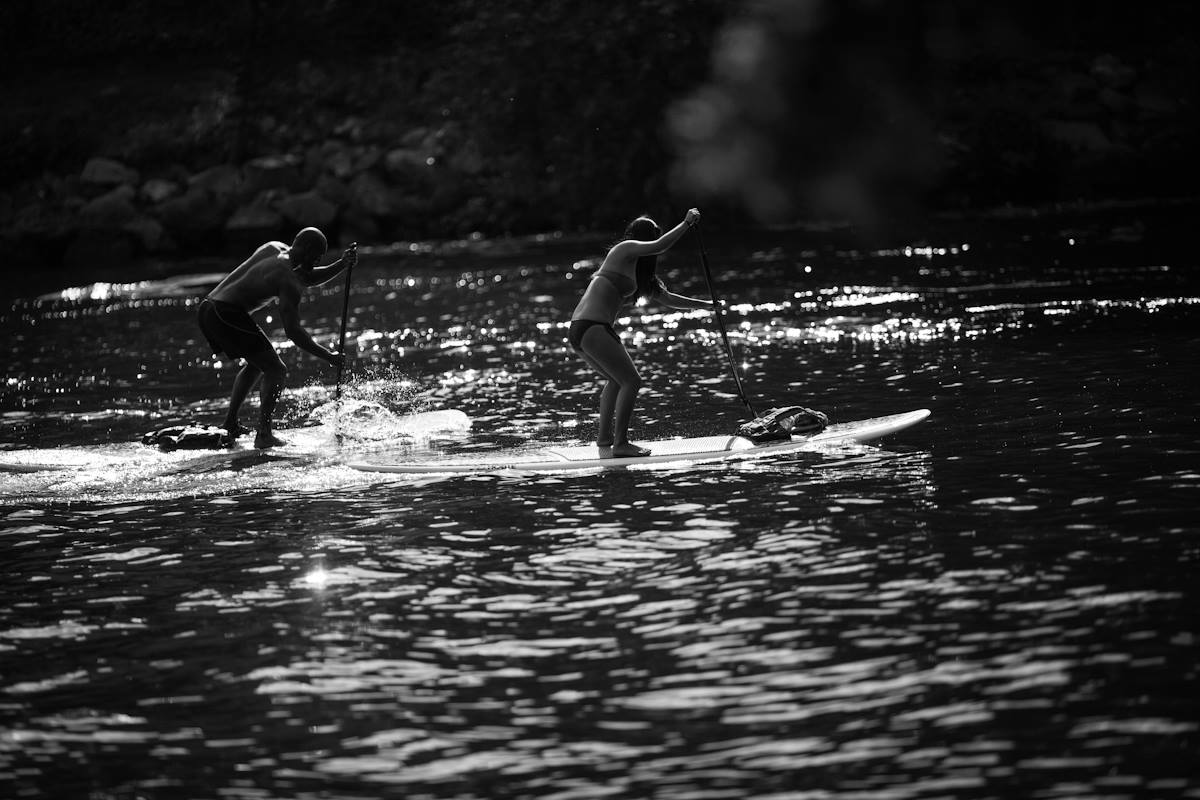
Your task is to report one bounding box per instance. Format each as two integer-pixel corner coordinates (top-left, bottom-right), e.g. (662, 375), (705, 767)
(593, 270), (637, 299)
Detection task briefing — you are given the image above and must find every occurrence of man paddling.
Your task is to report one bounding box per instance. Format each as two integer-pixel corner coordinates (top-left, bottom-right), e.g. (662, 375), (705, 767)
(197, 227), (356, 448)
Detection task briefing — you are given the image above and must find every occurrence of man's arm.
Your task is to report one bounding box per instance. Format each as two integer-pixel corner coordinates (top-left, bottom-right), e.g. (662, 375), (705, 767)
(278, 284), (342, 365)
(305, 244), (358, 285)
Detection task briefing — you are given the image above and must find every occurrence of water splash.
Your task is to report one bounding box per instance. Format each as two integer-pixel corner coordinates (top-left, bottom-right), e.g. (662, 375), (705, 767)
(307, 398), (471, 445)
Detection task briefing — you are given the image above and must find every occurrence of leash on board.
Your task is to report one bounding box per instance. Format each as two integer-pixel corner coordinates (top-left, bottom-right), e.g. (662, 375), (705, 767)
(333, 242), (357, 444)
(694, 222), (758, 420)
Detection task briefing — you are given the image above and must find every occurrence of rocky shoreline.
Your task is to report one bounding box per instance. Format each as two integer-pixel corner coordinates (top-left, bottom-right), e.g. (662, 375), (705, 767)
(2, 42), (1196, 278)
(1, 118), (485, 272)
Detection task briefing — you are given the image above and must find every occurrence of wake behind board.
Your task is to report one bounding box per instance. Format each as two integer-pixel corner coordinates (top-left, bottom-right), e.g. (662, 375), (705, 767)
(0, 409), (471, 476)
(0, 428), (326, 476)
(348, 408), (930, 475)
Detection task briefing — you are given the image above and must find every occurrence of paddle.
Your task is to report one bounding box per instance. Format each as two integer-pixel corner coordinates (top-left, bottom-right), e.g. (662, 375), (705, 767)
(694, 222), (758, 419)
(333, 242), (357, 442)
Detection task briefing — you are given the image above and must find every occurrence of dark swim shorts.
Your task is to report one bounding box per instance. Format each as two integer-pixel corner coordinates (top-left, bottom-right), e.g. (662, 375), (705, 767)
(197, 298), (273, 359)
(568, 318), (620, 351)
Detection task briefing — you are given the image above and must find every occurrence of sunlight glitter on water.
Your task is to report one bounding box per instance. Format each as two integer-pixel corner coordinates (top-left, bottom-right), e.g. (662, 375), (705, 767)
(3, 219), (1200, 798)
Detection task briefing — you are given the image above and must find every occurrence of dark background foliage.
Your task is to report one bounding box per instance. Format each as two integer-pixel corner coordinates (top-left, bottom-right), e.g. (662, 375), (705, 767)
(2, 0), (1197, 255)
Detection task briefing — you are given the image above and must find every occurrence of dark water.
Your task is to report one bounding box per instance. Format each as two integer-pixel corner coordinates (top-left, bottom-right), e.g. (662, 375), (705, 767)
(2, 205), (1198, 798)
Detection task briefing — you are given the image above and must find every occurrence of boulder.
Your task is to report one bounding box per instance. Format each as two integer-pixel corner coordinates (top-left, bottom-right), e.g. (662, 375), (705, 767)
(334, 116), (367, 142)
(243, 154), (304, 194)
(1091, 54), (1136, 89)
(364, 119), (406, 142)
(123, 215), (171, 252)
(427, 169), (466, 213)
(80, 185), (138, 229)
(315, 174), (350, 206)
(301, 144), (325, 183)
(189, 164), (243, 205)
(354, 145), (383, 173)
(327, 148), (356, 180)
(400, 127), (431, 149)
(81, 157), (140, 188)
(1133, 83), (1178, 117)
(226, 195), (284, 234)
(348, 172), (402, 217)
(277, 190), (338, 228)
(141, 178), (181, 204)
(225, 196), (286, 252)
(3, 202), (76, 268)
(1042, 120), (1113, 153)
(384, 148), (435, 183)
(448, 140), (485, 176)
(8, 201), (76, 239)
(1098, 86), (1132, 114)
(156, 186), (228, 245)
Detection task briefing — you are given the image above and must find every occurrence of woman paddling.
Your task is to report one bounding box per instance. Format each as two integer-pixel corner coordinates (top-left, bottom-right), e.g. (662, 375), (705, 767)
(569, 209), (712, 458)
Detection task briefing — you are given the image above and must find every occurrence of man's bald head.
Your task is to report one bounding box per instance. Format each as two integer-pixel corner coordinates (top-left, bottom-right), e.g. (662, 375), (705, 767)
(291, 227), (328, 268)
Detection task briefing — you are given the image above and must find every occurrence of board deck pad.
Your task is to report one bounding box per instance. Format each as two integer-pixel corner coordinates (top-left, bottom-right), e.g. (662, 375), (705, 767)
(547, 435), (742, 461)
(348, 409), (930, 475)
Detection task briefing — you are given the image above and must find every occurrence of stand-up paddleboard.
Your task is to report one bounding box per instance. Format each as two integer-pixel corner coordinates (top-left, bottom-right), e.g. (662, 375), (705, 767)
(348, 409), (930, 475)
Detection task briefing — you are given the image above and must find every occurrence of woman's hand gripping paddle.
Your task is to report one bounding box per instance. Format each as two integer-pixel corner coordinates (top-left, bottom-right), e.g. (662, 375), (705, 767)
(695, 223), (758, 420)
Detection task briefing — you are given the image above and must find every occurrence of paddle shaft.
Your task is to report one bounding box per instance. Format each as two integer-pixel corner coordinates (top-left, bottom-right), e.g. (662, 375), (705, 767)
(695, 223), (757, 419)
(333, 244), (356, 402)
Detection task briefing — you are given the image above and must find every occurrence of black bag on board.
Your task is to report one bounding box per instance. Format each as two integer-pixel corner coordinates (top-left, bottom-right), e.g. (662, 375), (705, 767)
(736, 406), (829, 443)
(142, 424), (232, 451)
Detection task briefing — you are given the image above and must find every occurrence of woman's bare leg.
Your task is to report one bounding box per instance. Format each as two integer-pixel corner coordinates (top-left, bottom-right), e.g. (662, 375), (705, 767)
(577, 350), (618, 447)
(579, 327), (647, 457)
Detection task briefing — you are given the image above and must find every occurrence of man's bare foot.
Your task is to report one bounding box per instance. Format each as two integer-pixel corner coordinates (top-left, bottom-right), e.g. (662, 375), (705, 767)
(254, 432), (287, 449)
(610, 443), (650, 458)
(225, 423), (253, 438)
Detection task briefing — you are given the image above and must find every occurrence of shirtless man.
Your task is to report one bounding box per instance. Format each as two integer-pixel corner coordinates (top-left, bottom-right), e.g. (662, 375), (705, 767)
(197, 227), (356, 448)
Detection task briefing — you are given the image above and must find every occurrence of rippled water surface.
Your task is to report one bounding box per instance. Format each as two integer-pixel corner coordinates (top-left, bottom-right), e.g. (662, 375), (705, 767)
(2, 206), (1198, 798)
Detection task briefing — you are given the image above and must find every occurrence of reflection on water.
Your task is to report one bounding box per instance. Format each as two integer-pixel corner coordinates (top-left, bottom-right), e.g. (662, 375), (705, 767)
(1, 213), (1198, 798)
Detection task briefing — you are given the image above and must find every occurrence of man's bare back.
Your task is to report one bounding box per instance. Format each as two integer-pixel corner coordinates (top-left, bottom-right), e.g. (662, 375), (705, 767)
(208, 242), (299, 313)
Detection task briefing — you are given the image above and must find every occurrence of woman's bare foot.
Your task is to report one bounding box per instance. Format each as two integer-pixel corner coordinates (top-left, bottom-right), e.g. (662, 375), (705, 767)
(610, 443), (650, 458)
(254, 432), (287, 449)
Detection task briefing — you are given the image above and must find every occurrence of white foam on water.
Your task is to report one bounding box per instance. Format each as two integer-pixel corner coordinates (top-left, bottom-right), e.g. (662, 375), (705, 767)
(306, 399), (471, 446)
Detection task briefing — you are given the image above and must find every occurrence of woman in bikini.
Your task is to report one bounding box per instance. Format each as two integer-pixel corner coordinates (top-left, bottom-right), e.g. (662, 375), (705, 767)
(568, 208), (712, 458)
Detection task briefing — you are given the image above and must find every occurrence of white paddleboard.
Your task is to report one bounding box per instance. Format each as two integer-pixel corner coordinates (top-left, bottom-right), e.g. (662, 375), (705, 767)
(348, 409), (931, 475)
